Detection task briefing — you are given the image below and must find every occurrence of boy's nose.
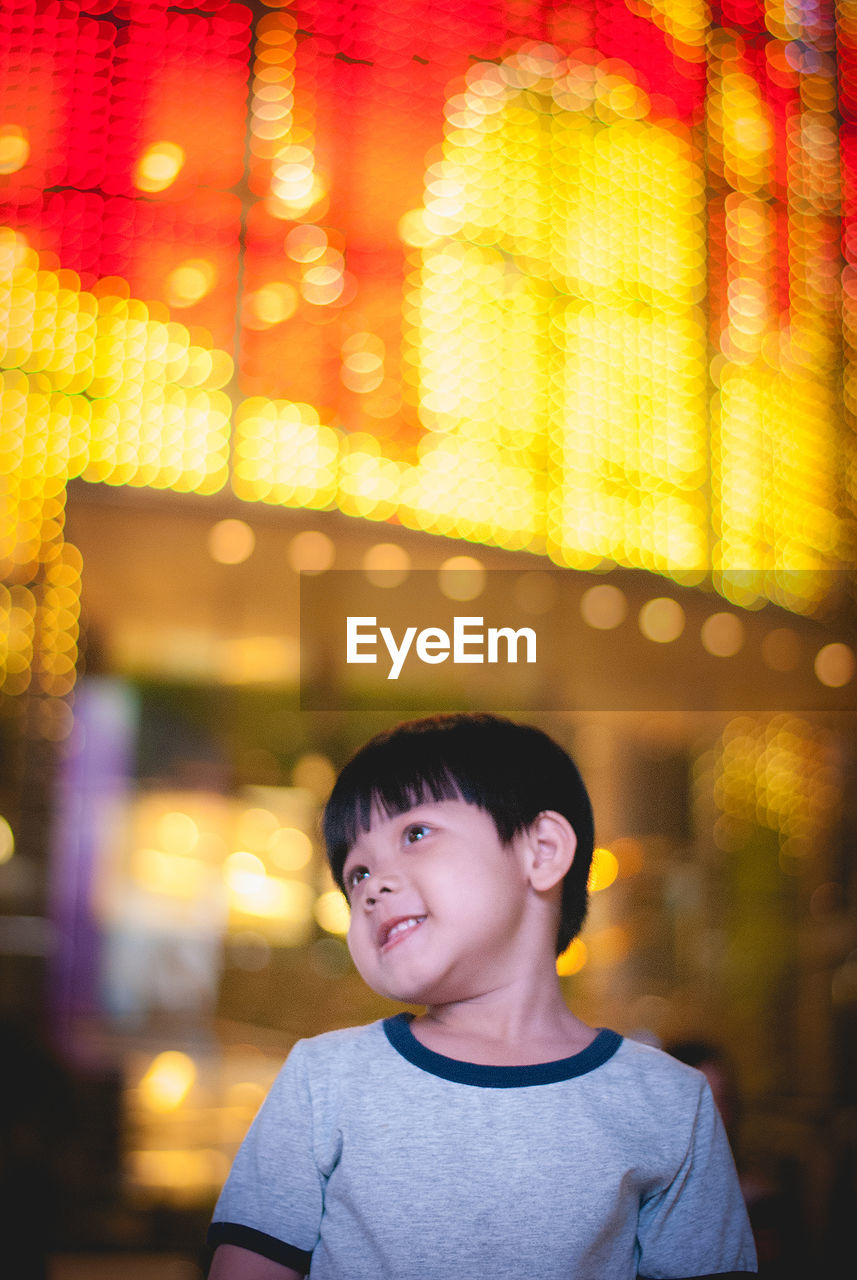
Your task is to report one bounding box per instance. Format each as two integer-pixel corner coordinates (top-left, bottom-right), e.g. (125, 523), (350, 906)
(365, 878), (396, 906)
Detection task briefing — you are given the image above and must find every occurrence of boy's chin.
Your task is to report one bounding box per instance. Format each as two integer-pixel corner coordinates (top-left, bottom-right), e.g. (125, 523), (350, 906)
(367, 976), (431, 1005)
(355, 964), (436, 1007)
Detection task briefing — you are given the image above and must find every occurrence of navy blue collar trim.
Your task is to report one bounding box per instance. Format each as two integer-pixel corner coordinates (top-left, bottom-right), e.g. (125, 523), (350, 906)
(382, 1012), (622, 1088)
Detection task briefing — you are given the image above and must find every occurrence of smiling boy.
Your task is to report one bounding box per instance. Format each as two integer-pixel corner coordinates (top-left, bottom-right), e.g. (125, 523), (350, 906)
(208, 713), (757, 1279)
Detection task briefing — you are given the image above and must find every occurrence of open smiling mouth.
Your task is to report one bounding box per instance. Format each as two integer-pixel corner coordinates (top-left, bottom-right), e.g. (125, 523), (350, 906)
(379, 916), (426, 949)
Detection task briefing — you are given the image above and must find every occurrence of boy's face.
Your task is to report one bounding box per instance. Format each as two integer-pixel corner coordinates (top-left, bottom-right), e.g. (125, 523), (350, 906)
(341, 798), (533, 1007)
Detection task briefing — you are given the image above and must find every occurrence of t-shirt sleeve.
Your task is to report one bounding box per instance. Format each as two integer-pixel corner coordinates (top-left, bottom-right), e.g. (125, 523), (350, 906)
(208, 1040), (325, 1275)
(636, 1079), (758, 1278)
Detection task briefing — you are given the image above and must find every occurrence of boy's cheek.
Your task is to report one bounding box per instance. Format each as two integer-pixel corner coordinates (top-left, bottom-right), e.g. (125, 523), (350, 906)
(345, 922), (366, 966)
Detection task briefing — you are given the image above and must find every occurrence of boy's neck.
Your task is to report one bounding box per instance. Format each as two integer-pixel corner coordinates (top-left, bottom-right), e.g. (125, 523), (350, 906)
(410, 979), (595, 1066)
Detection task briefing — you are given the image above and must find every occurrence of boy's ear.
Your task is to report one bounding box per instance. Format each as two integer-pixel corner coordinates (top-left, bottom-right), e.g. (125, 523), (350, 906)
(522, 810), (577, 892)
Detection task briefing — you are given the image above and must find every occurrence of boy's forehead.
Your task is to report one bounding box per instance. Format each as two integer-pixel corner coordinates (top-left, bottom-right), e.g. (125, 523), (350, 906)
(347, 794), (479, 846)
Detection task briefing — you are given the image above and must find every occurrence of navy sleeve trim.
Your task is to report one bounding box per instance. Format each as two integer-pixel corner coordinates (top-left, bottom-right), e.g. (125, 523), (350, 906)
(639, 1273), (758, 1278)
(208, 1222), (312, 1273)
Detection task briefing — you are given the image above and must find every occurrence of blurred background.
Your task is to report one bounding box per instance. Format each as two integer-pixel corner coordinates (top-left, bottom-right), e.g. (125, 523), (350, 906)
(1, 0), (856, 1275)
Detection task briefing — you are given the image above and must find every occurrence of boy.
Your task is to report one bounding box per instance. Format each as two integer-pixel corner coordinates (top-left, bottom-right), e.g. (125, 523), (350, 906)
(208, 713), (757, 1279)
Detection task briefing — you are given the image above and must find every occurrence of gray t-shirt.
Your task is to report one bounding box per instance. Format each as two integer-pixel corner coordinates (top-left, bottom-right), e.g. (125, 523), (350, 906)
(209, 1015), (757, 1278)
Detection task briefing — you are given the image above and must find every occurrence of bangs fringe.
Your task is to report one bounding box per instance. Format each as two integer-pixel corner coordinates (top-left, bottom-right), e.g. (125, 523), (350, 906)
(324, 750), (481, 890)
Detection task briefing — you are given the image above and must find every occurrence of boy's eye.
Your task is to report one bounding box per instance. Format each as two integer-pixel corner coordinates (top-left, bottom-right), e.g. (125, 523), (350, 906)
(404, 823), (430, 844)
(346, 866), (369, 891)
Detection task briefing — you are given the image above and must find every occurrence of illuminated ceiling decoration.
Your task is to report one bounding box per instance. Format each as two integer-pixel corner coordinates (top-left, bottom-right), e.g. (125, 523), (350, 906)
(709, 4), (843, 610)
(0, 0), (852, 705)
(401, 47), (708, 571)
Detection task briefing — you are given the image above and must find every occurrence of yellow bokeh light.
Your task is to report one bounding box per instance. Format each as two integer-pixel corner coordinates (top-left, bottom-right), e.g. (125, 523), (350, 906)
(285, 225), (328, 263)
(314, 889), (351, 936)
(244, 282), (299, 328)
(233, 401), (338, 509)
(580, 584), (627, 630)
(301, 261), (344, 305)
(165, 259), (216, 309)
(132, 847), (206, 900)
(362, 542), (411, 587)
(438, 555), (485, 601)
(814, 643), (855, 689)
(128, 1147), (229, 1200)
(287, 529), (335, 574)
(556, 937), (587, 976)
(398, 208), (440, 247)
(273, 147), (314, 199)
(208, 519), (256, 566)
(0, 234), (229, 505)
(700, 611), (744, 657)
(134, 142), (185, 193)
(638, 597), (685, 643)
(0, 126), (30, 175)
(139, 1051), (197, 1113)
(224, 850), (267, 894)
(0, 816), (14, 865)
(270, 826), (313, 872)
(588, 846), (619, 892)
(157, 810), (199, 855)
(250, 9), (297, 168)
(235, 807), (279, 850)
(292, 752), (336, 798)
(341, 332), (385, 394)
(223, 849), (314, 927)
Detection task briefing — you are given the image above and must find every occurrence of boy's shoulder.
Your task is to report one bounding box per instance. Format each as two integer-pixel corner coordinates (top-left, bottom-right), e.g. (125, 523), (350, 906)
(286, 1017), (391, 1076)
(607, 1034), (712, 1108)
(297, 1017), (388, 1052)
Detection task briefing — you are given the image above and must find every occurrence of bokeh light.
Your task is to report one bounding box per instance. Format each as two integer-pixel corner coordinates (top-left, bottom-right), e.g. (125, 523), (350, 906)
(700, 611), (744, 657)
(139, 1052), (197, 1113)
(588, 846), (619, 891)
(580, 584), (627, 630)
(0, 125), (29, 175)
(556, 937), (588, 976)
(362, 543), (411, 587)
(314, 890), (351, 936)
(814, 643), (855, 689)
(208, 519), (256, 566)
(438, 555), (486, 601)
(134, 142), (185, 193)
(287, 530), (335, 575)
(0, 816), (14, 866)
(292, 752), (336, 798)
(638, 596), (686, 643)
(270, 827), (313, 872)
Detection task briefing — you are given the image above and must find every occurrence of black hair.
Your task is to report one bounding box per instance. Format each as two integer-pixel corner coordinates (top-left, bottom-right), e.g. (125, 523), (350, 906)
(322, 712), (594, 956)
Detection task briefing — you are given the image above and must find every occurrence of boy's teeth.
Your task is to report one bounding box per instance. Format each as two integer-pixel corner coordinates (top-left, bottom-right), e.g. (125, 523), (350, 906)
(387, 917), (422, 941)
